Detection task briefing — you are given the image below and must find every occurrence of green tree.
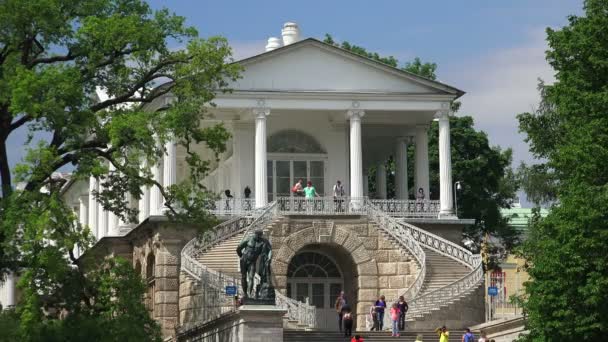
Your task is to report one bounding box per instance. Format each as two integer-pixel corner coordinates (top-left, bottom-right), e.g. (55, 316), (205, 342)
(326, 34), (518, 254)
(0, 0), (238, 340)
(516, 1), (608, 340)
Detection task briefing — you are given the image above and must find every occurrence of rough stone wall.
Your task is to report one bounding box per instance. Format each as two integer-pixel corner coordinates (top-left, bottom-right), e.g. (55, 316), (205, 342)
(269, 216), (420, 330)
(130, 223), (197, 338)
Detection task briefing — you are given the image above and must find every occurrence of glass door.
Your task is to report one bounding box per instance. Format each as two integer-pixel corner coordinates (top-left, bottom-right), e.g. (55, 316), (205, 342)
(267, 159), (325, 199)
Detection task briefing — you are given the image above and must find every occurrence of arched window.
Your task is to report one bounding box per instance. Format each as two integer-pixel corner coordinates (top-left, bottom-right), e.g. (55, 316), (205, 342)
(145, 253), (155, 315)
(268, 130), (326, 154)
(287, 252), (341, 278)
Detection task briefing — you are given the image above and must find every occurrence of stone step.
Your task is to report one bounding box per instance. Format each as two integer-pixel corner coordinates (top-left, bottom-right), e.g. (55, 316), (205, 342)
(283, 331), (465, 342)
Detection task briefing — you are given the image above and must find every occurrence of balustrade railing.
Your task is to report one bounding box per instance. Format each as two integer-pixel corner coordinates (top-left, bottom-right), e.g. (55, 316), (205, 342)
(180, 202), (317, 329)
(365, 201), (427, 302)
(276, 196), (367, 215)
(206, 196), (441, 218)
(388, 211), (484, 317)
(369, 199), (440, 218)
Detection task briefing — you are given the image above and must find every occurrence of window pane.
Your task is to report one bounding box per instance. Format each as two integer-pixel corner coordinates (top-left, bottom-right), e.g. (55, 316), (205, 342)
(287, 283), (292, 299)
(311, 178), (324, 196)
(294, 161), (307, 181)
(312, 283), (325, 308)
(310, 161), (324, 177)
(296, 283), (309, 303)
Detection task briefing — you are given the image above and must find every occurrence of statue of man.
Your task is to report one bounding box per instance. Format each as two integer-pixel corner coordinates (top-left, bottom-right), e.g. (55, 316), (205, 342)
(236, 230), (271, 298)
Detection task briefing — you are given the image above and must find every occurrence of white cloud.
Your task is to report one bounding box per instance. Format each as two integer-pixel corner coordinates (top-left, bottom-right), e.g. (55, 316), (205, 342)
(441, 28), (555, 165)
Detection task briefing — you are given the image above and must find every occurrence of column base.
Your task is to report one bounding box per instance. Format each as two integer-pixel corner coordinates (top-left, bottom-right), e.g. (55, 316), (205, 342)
(438, 210), (457, 219)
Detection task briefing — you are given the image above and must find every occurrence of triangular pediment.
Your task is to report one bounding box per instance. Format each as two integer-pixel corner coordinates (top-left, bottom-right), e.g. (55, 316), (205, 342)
(228, 39), (463, 96)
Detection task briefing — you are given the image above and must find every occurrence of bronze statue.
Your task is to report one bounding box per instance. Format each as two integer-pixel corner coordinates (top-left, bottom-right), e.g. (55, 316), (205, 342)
(236, 230), (275, 303)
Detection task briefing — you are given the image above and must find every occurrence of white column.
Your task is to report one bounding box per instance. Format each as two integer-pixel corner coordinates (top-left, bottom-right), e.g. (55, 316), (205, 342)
(88, 177), (99, 238)
(107, 165), (118, 236)
(150, 145), (164, 215)
(254, 107), (270, 208)
(376, 163), (387, 199)
(415, 125), (430, 200)
(395, 138), (409, 199)
(138, 162), (150, 223)
(5, 272), (15, 307)
(347, 109), (365, 198)
(97, 181), (108, 238)
(77, 195), (88, 257)
(162, 140), (177, 212)
(438, 110), (455, 217)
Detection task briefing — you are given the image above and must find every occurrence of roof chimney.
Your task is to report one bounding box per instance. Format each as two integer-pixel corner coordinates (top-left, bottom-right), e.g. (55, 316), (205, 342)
(265, 37), (282, 52)
(281, 22), (300, 46)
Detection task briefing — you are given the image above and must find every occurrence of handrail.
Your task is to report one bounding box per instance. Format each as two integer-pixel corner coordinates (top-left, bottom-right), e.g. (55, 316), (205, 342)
(364, 200), (427, 302)
(369, 199), (441, 218)
(365, 200), (483, 321)
(407, 255), (483, 316)
(180, 201), (317, 329)
(392, 217), (484, 316)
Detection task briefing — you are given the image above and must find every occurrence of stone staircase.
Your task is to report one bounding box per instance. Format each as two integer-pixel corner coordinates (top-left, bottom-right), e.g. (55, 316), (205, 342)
(284, 330), (466, 342)
(376, 226), (484, 329)
(194, 218), (285, 279)
(195, 232), (243, 279)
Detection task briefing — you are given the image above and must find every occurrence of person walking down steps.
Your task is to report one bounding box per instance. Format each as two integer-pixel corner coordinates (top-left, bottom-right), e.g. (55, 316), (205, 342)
(390, 302), (400, 337)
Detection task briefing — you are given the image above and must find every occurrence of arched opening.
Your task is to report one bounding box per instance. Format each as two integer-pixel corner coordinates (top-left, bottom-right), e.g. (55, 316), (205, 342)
(134, 260), (142, 277)
(145, 253), (155, 316)
(267, 130), (327, 200)
(286, 244), (358, 331)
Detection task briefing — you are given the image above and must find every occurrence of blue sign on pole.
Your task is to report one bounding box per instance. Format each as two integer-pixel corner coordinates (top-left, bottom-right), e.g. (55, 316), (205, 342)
(488, 286), (499, 296)
(225, 285), (237, 296)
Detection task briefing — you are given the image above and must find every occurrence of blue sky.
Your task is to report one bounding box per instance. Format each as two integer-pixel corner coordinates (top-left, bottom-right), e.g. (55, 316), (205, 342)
(147, 0), (582, 167)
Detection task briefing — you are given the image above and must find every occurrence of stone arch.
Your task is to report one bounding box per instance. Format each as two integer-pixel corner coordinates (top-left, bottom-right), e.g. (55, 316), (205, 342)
(134, 260), (142, 277)
(271, 225), (379, 330)
(267, 129), (326, 154)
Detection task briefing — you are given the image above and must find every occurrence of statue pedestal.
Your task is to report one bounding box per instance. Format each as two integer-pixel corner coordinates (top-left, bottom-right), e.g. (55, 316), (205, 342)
(238, 305), (287, 342)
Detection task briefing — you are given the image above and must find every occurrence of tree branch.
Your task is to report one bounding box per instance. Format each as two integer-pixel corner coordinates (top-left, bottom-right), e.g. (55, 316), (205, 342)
(28, 50), (76, 67)
(89, 57), (186, 112)
(9, 114), (32, 132)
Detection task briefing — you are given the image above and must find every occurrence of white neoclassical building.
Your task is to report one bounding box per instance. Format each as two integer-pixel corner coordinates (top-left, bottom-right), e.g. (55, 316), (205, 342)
(69, 22), (466, 243)
(2, 23), (486, 340)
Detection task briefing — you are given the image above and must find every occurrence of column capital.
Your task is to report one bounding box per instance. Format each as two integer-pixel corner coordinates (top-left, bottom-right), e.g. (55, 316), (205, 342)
(253, 107), (270, 119)
(346, 109), (365, 120)
(435, 110), (451, 120)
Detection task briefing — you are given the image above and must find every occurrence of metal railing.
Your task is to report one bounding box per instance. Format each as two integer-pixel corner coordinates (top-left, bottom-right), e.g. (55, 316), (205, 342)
(390, 216), (484, 317)
(369, 199), (440, 218)
(205, 198), (256, 216)
(180, 202), (317, 329)
(206, 197), (441, 218)
(365, 201), (427, 302)
(276, 196), (367, 215)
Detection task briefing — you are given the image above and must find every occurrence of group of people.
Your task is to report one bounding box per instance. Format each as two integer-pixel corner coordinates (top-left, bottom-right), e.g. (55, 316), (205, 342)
(369, 295), (409, 337)
(436, 326), (496, 342)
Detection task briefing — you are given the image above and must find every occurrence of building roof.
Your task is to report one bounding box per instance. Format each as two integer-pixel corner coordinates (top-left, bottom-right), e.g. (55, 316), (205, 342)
(235, 38), (465, 98)
(501, 207), (550, 230)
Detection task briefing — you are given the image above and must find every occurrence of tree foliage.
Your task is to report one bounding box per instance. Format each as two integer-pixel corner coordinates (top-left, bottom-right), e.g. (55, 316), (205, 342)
(516, 1), (608, 340)
(326, 34), (518, 256)
(0, 0), (238, 339)
(323, 34), (437, 79)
